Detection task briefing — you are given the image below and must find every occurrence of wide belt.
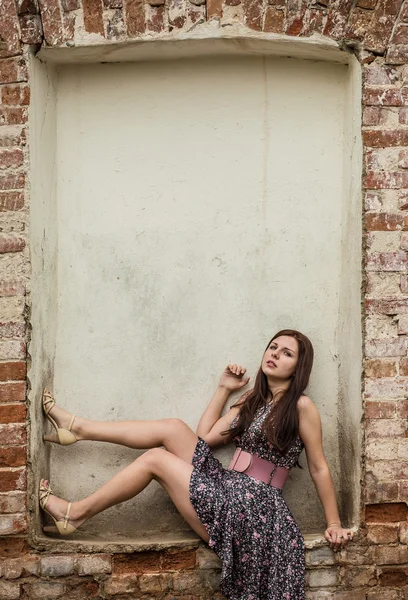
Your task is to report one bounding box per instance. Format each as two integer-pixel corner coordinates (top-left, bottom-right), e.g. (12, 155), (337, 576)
(227, 447), (290, 489)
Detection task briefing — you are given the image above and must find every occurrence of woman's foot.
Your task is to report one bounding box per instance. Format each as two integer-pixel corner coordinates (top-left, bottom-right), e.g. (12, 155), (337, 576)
(40, 479), (86, 532)
(42, 389), (83, 444)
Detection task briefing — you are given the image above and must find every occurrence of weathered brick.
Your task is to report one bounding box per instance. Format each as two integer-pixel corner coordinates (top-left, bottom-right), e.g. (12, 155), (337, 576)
(366, 502), (408, 523)
(0, 174), (24, 192)
(366, 298), (408, 315)
(162, 549), (196, 570)
(104, 575), (138, 595)
(366, 439), (398, 460)
(28, 582), (66, 599)
(379, 566), (408, 586)
(0, 423), (26, 445)
(365, 401), (396, 419)
(367, 523), (399, 544)
(207, 0), (222, 18)
(367, 458), (408, 480)
(363, 106), (381, 126)
(139, 573), (172, 593)
(124, 0), (146, 34)
(0, 404), (26, 424)
(375, 545), (408, 565)
(0, 467), (26, 492)
(0, 513), (26, 535)
(363, 129), (408, 147)
(0, 446), (26, 467)
(0, 341), (25, 360)
(0, 491), (25, 513)
(2, 556), (39, 578)
(242, 0), (262, 30)
(343, 565), (378, 587)
(114, 551), (160, 574)
(19, 14), (43, 44)
(0, 192), (24, 213)
(364, 86), (408, 106)
(364, 64), (399, 85)
(196, 546), (222, 570)
(0, 149), (24, 170)
(0, 323), (25, 339)
(306, 546), (336, 566)
(399, 521), (408, 544)
(40, 555), (76, 577)
(365, 478), (399, 503)
(37, 0), (65, 45)
(172, 571), (203, 592)
(0, 59), (27, 85)
(0, 537), (29, 557)
(0, 382), (25, 402)
(77, 554), (112, 575)
(365, 359), (397, 378)
(307, 567), (340, 587)
(400, 357), (408, 375)
(0, 107), (28, 126)
(0, 580), (20, 600)
(0, 362), (26, 382)
(397, 399), (408, 418)
(82, 0), (105, 34)
(0, 236), (25, 254)
(263, 6), (284, 32)
(365, 337), (406, 357)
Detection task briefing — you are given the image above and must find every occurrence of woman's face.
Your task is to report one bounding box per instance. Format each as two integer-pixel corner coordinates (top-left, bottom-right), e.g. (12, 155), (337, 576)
(261, 335), (299, 381)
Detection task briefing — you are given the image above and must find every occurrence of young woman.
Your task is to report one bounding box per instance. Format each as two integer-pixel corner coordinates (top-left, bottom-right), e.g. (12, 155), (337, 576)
(40, 329), (353, 600)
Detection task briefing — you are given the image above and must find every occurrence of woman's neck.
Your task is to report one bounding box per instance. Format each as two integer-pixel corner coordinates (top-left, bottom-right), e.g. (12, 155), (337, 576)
(267, 377), (291, 401)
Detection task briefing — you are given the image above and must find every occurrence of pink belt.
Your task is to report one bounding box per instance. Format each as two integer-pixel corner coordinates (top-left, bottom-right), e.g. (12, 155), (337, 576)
(228, 448), (290, 489)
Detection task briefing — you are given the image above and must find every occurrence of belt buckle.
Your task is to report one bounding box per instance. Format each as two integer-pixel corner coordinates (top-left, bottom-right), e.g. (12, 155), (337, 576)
(267, 464), (277, 486)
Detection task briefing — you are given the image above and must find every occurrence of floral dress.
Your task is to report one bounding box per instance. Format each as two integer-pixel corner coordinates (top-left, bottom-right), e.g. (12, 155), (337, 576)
(189, 401), (305, 600)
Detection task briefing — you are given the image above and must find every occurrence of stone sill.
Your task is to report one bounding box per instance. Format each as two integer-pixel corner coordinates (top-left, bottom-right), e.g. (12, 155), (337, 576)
(31, 529), (352, 554)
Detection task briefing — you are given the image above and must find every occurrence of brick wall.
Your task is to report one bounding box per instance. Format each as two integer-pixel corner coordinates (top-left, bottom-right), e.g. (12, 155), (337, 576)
(0, 0), (408, 597)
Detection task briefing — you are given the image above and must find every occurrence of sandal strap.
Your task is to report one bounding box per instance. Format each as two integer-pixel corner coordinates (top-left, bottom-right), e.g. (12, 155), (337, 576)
(43, 393), (55, 415)
(39, 483), (53, 509)
(63, 503), (72, 530)
(68, 415), (76, 432)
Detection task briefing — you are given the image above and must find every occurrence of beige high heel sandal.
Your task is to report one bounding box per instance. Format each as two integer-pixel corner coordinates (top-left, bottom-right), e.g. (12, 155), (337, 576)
(39, 479), (78, 536)
(42, 389), (77, 445)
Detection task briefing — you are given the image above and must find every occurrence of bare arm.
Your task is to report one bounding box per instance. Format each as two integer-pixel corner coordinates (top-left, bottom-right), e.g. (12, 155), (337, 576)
(298, 396), (353, 550)
(196, 364), (250, 448)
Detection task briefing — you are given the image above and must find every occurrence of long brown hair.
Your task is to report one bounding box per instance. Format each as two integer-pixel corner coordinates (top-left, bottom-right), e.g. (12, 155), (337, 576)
(227, 329), (314, 455)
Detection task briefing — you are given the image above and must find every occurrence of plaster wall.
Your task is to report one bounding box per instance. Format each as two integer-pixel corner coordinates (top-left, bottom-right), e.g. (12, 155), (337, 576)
(30, 54), (361, 540)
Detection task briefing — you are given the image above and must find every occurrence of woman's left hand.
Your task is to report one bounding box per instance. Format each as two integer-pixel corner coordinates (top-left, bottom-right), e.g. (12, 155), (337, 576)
(325, 524), (354, 551)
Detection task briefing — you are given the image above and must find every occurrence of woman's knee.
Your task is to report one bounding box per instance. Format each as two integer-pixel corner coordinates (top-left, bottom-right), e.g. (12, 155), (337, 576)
(162, 418), (191, 440)
(141, 447), (168, 476)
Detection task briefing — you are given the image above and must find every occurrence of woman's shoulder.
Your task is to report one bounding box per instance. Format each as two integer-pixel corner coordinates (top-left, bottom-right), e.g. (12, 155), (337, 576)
(297, 395), (317, 415)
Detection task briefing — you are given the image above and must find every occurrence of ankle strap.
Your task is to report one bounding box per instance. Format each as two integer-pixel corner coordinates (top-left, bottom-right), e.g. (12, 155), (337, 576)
(63, 503), (72, 530)
(68, 415), (76, 432)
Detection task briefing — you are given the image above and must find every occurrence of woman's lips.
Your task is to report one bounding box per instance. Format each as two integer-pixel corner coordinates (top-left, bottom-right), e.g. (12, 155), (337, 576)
(266, 360), (277, 368)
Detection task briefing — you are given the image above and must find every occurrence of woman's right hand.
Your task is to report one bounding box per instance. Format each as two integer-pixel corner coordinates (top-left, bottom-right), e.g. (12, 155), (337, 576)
(219, 364), (250, 391)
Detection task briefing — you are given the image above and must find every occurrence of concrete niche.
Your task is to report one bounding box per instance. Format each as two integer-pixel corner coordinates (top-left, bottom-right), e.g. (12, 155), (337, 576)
(29, 38), (362, 545)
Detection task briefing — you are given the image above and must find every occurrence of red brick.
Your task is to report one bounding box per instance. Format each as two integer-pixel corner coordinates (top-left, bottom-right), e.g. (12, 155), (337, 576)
(365, 171), (408, 189)
(0, 322), (25, 338)
(366, 252), (408, 272)
(364, 0), (404, 54)
(0, 236), (25, 253)
(0, 514), (26, 535)
(83, 0), (105, 34)
(357, 0), (377, 7)
(0, 58), (27, 85)
(364, 86), (408, 106)
(0, 491), (25, 513)
(365, 419), (407, 438)
(0, 362), (26, 382)
(161, 549), (196, 570)
(0, 404), (25, 424)
(0, 0), (21, 55)
(390, 23), (408, 44)
(387, 45), (408, 65)
(364, 64), (399, 85)
(61, 0), (80, 8)
(365, 378), (408, 399)
(124, 0), (146, 34)
(167, 0), (185, 28)
(366, 502), (408, 523)
(0, 149), (24, 170)
(0, 467), (26, 491)
(207, 0), (222, 18)
(0, 446), (26, 467)
(0, 107), (28, 125)
(379, 566), (408, 587)
(363, 129), (408, 147)
(263, 6), (284, 32)
(106, 9), (126, 37)
(302, 7), (324, 35)
(367, 523), (399, 543)
(324, 0), (354, 39)
(242, 0), (263, 30)
(365, 477), (399, 503)
(1, 86), (30, 106)
(113, 552), (161, 574)
(0, 192), (24, 212)
(0, 382), (25, 402)
(366, 298), (408, 314)
(365, 401), (396, 418)
(365, 359), (397, 378)
(0, 423), (26, 445)
(366, 213), (405, 231)
(37, 0), (65, 45)
(363, 107), (381, 126)
(0, 537), (29, 557)
(400, 357), (408, 375)
(346, 7), (373, 40)
(0, 174), (24, 191)
(145, 5), (165, 31)
(19, 14), (43, 45)
(366, 338), (406, 358)
(376, 545), (408, 565)
(397, 399), (408, 418)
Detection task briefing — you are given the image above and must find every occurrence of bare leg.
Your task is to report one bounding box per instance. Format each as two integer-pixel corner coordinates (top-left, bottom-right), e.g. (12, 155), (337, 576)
(46, 402), (199, 463)
(41, 448), (209, 541)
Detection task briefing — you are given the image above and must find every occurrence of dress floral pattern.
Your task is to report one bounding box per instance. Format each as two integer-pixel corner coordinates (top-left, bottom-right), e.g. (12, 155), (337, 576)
(189, 401), (305, 600)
